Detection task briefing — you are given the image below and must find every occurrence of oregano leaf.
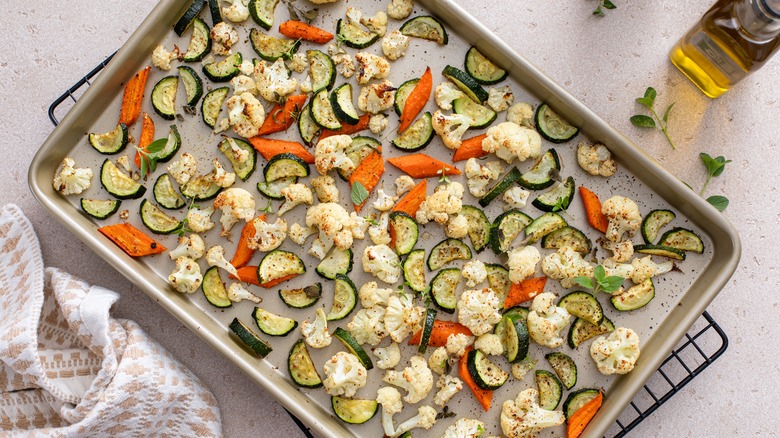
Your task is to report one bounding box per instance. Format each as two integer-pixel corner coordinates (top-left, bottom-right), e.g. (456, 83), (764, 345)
(707, 195), (729, 211)
(630, 115), (656, 128)
(351, 181), (369, 206)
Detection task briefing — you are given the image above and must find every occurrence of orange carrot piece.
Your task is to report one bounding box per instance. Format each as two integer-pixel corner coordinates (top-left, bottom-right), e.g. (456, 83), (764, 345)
(579, 186), (609, 234)
(387, 153), (462, 179)
(257, 94), (308, 136)
(279, 20), (334, 44)
(399, 67), (433, 133)
(260, 273), (300, 288)
(566, 391), (603, 438)
(119, 66), (151, 126)
(392, 179), (427, 218)
(98, 223), (166, 257)
(134, 112), (155, 168)
(408, 320), (474, 346)
(349, 150), (384, 212)
(230, 215), (265, 269)
(231, 266), (262, 287)
(453, 134), (488, 162)
(459, 347), (492, 411)
(504, 276), (548, 309)
(319, 114), (371, 140)
(248, 137), (315, 164)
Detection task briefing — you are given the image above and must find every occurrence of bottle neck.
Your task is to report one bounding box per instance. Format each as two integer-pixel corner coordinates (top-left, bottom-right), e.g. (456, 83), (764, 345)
(734, 0), (780, 39)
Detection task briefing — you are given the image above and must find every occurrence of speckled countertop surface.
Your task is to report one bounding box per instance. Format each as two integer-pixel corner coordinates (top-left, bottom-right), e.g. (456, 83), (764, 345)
(2, 0), (779, 436)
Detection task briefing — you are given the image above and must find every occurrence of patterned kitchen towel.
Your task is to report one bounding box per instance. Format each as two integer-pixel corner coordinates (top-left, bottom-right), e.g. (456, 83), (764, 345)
(0, 204), (222, 437)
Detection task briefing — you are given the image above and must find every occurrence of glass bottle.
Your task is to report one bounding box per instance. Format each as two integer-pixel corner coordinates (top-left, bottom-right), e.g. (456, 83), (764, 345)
(670, 0), (780, 98)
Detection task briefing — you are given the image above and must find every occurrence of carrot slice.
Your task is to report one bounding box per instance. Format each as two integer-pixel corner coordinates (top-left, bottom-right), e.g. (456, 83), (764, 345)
(387, 153), (462, 179)
(459, 346), (492, 411)
(319, 114), (370, 140)
(259, 273), (300, 288)
(398, 67), (433, 133)
(504, 276), (548, 309)
(566, 391), (603, 438)
(279, 20), (334, 44)
(257, 94), (308, 136)
(349, 150), (384, 212)
(453, 134), (488, 162)
(392, 179), (427, 218)
(230, 215), (265, 269)
(230, 266), (262, 287)
(119, 66), (151, 126)
(134, 112), (156, 168)
(579, 186), (609, 234)
(248, 137), (315, 164)
(98, 223), (166, 257)
(408, 320), (473, 346)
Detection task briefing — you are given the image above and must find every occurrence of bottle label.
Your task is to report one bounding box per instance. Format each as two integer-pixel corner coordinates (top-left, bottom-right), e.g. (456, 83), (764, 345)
(690, 31), (745, 81)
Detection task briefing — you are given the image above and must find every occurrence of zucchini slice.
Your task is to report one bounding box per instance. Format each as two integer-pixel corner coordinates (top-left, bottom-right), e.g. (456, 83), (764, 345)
(307, 50), (336, 93)
(391, 112), (434, 151)
(568, 316), (614, 349)
(80, 198), (121, 220)
(641, 209), (676, 244)
(464, 46), (507, 85)
(297, 102), (321, 146)
(558, 291), (603, 326)
(201, 267), (232, 308)
(418, 308), (437, 354)
(541, 226), (592, 254)
(336, 18), (380, 49)
(545, 352), (577, 390)
(330, 83), (360, 125)
(490, 209), (532, 254)
(201, 86), (230, 128)
(156, 125), (182, 163)
(535, 103), (578, 143)
(479, 166), (522, 207)
(310, 88), (342, 130)
(495, 315), (529, 363)
(400, 15), (448, 45)
(151, 76), (178, 120)
(402, 249), (427, 293)
(253, 306), (298, 336)
(430, 268), (459, 313)
(88, 123), (128, 154)
(503, 306), (530, 323)
(288, 338), (322, 388)
(153, 174), (186, 209)
(467, 349), (509, 390)
(525, 212), (567, 244)
(174, 0), (206, 36)
(258, 250), (305, 285)
(326, 274), (358, 321)
(427, 238), (472, 270)
(658, 227), (704, 253)
(532, 176), (576, 212)
(264, 153), (310, 182)
(485, 263), (511, 302)
(279, 283), (322, 309)
(633, 244), (686, 260)
(389, 212), (419, 255)
(177, 66), (204, 106)
(249, 28), (300, 61)
(339, 136), (380, 180)
(460, 205), (491, 253)
(218, 137), (257, 181)
(207, 0), (222, 25)
(316, 247), (353, 280)
(249, 0), (279, 30)
(229, 317), (272, 358)
(535, 370), (563, 410)
(202, 52), (242, 82)
(140, 199), (181, 234)
(453, 96), (497, 129)
(393, 78), (420, 116)
(180, 174), (222, 201)
(518, 148), (561, 190)
(564, 389), (602, 420)
(331, 396), (378, 425)
(333, 327), (373, 370)
(611, 278), (655, 311)
(442, 65), (489, 103)
(182, 17), (212, 62)
(257, 176), (296, 200)
(100, 159), (146, 200)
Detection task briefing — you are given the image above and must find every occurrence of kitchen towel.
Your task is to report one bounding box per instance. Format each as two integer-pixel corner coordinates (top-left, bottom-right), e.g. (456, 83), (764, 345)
(0, 204), (222, 437)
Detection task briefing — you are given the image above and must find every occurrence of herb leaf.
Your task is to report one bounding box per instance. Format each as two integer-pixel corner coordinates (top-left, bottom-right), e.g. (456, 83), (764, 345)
(663, 102), (675, 123)
(351, 181), (369, 206)
(636, 87), (656, 108)
(603, 0), (616, 8)
(573, 276), (594, 289)
(630, 86), (677, 149)
(630, 115), (656, 128)
(707, 195), (729, 211)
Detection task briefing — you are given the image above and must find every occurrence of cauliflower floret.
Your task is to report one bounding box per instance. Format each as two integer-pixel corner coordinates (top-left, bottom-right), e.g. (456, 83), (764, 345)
(434, 82), (466, 111)
(225, 138), (251, 164)
(359, 281), (395, 308)
(442, 418), (486, 438)
(590, 327), (641, 375)
(358, 80), (396, 114)
(602, 196), (642, 243)
(52, 157), (92, 195)
(345, 6), (363, 24)
(227, 282), (262, 303)
(630, 256), (674, 284)
(186, 206), (216, 233)
(205, 245), (238, 277)
(308, 237), (332, 261)
(363, 244), (401, 284)
(168, 234), (206, 260)
(432, 110), (473, 150)
(387, 0), (414, 19)
(487, 85), (514, 112)
(602, 257), (635, 280)
(577, 141), (617, 177)
(416, 182), (464, 225)
(394, 175), (415, 197)
(286, 52), (308, 73)
(464, 158), (503, 197)
(311, 175), (340, 203)
(332, 52), (357, 79)
(246, 217), (287, 252)
(230, 75), (258, 95)
(383, 355), (433, 403)
(603, 239), (634, 263)
(254, 59), (298, 102)
(306, 202), (358, 250)
(369, 212), (392, 245)
(462, 259), (488, 288)
(168, 257), (203, 293)
(445, 214), (469, 239)
(289, 223), (317, 245)
(349, 213), (370, 239)
(347, 307), (388, 346)
(355, 52), (390, 84)
(541, 246), (595, 288)
(373, 189), (397, 211)
(213, 188), (256, 237)
(377, 386), (403, 437)
(299, 75), (313, 93)
(475, 333), (503, 356)
(116, 155), (132, 173)
(394, 406), (437, 436)
(384, 293), (425, 343)
(511, 356), (537, 381)
(501, 388), (565, 438)
(482, 121), (542, 163)
(507, 246), (541, 284)
(152, 44), (179, 70)
(167, 153), (197, 185)
(506, 102), (535, 128)
(526, 292), (571, 349)
(373, 342), (401, 370)
(210, 22), (239, 55)
(314, 135), (356, 175)
(369, 113), (388, 134)
(434, 375), (463, 407)
(222, 0), (250, 22)
(381, 30), (411, 60)
(361, 10), (388, 36)
(503, 186), (531, 210)
(300, 308), (332, 348)
(225, 92), (266, 138)
(323, 351), (368, 398)
(428, 346), (451, 375)
(278, 183), (313, 216)
(446, 333), (475, 358)
(238, 59), (254, 76)
(209, 159), (236, 188)
(457, 287), (502, 336)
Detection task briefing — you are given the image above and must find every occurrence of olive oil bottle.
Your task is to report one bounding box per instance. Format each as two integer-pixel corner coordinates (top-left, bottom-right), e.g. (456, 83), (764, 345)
(670, 0), (780, 97)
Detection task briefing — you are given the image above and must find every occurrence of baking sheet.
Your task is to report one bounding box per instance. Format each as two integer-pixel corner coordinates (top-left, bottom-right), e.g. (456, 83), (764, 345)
(28, 0), (741, 436)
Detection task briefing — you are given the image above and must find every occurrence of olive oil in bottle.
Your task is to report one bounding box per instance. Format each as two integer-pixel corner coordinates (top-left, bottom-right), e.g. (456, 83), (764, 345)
(670, 0), (780, 97)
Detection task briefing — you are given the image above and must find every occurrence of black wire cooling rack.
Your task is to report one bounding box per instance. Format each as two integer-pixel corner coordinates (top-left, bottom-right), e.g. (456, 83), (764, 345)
(49, 57), (729, 438)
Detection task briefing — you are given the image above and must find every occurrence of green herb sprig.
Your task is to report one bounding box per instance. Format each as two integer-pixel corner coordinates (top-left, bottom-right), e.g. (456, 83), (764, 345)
(630, 87), (678, 149)
(350, 181), (369, 206)
(136, 137), (168, 179)
(593, 0), (616, 16)
(573, 265), (624, 294)
(698, 153), (731, 211)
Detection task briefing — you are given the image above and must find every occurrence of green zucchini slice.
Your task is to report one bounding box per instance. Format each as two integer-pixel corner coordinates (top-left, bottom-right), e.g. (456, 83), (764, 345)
(80, 198), (121, 220)
(180, 174), (222, 201)
(400, 15), (448, 45)
(389, 212), (418, 255)
(182, 17), (212, 62)
(393, 78), (420, 116)
(88, 123), (128, 154)
(331, 396), (378, 424)
(485, 263), (511, 302)
(289, 339), (322, 388)
(218, 137), (257, 181)
(465, 46), (507, 85)
(100, 159), (146, 200)
(310, 88), (342, 130)
(453, 96), (497, 129)
(140, 199), (181, 234)
(503, 306), (530, 323)
(525, 212), (567, 244)
(558, 291), (603, 326)
(392, 112), (435, 152)
(229, 317), (272, 358)
(250, 28), (300, 61)
(316, 247), (353, 280)
(479, 166), (521, 207)
(279, 283), (322, 309)
(327, 275), (358, 321)
(153, 174), (186, 209)
(633, 244), (686, 260)
(177, 66), (204, 106)
(430, 268), (459, 314)
(658, 227), (704, 253)
(257, 176), (296, 200)
(151, 76), (178, 120)
(307, 50), (336, 93)
(264, 153), (310, 182)
(460, 205), (491, 253)
(336, 18), (380, 49)
(201, 267), (232, 308)
(297, 102), (321, 146)
(427, 238), (472, 270)
(467, 349), (508, 390)
(333, 327), (373, 370)
(545, 352), (577, 390)
(535, 370), (563, 410)
(518, 149), (561, 190)
(208, 0), (222, 25)
(402, 249), (427, 293)
(249, 0), (279, 30)
(495, 315), (529, 363)
(532, 176), (576, 212)
(253, 307), (298, 336)
(418, 308), (437, 354)
(174, 0), (206, 36)
(201, 86), (230, 128)
(568, 316), (614, 349)
(490, 209), (532, 254)
(535, 103), (578, 143)
(442, 65), (489, 103)
(202, 52), (242, 82)
(641, 209), (676, 244)
(155, 125), (182, 163)
(564, 389), (602, 420)
(611, 278), (655, 311)
(258, 250), (305, 285)
(330, 83), (360, 125)
(339, 136), (380, 180)
(541, 226), (592, 254)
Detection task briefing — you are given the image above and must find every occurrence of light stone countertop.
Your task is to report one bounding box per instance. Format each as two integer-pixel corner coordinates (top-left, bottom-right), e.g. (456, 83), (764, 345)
(2, 0), (779, 436)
